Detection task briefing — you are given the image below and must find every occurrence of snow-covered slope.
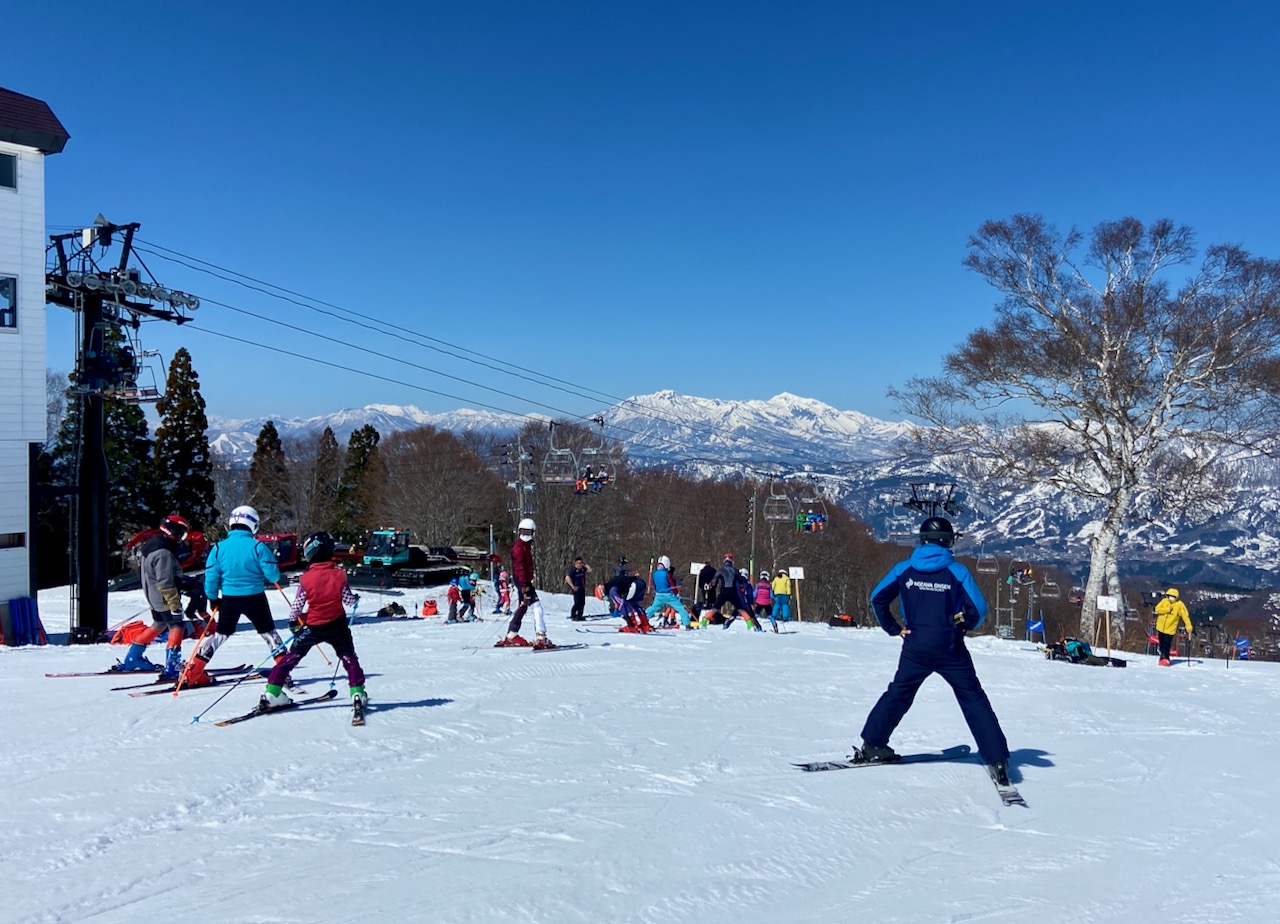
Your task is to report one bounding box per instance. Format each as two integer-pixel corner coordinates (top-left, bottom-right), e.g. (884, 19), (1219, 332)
(5, 586), (1278, 923)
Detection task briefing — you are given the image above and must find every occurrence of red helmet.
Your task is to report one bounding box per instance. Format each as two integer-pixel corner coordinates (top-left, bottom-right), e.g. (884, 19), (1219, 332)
(723, 552), (734, 562)
(159, 514), (190, 541)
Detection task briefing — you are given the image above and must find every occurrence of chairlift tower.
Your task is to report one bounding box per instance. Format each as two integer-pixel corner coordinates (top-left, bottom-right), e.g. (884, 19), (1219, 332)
(45, 219), (200, 639)
(902, 481), (964, 520)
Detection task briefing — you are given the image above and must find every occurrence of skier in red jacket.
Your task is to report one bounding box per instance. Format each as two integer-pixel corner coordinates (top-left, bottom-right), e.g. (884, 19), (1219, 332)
(499, 518), (554, 649)
(261, 531), (366, 712)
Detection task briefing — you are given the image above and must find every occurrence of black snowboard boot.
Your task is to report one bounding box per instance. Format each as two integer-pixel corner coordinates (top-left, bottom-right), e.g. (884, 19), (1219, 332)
(858, 742), (900, 763)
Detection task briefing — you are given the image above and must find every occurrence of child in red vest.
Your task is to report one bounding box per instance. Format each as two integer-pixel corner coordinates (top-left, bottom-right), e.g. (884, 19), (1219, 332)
(446, 579), (461, 622)
(261, 531), (366, 711)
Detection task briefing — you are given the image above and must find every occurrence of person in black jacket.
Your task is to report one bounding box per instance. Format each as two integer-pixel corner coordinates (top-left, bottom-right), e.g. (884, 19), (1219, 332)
(564, 556), (592, 621)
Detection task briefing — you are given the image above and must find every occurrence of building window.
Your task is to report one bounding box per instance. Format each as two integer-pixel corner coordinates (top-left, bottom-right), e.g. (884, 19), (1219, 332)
(0, 276), (14, 329)
(0, 532), (25, 549)
(0, 153), (15, 189)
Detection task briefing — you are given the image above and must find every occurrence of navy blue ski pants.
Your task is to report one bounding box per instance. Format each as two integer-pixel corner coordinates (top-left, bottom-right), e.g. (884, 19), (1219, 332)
(861, 641), (1009, 764)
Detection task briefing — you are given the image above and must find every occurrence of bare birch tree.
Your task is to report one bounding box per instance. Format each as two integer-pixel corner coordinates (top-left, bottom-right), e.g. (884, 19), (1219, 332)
(892, 215), (1280, 639)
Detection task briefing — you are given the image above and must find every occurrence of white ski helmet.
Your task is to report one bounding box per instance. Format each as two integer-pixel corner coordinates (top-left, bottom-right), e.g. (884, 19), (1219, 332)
(658, 555), (671, 570)
(517, 517), (536, 534)
(228, 504), (260, 534)
(739, 568), (749, 578)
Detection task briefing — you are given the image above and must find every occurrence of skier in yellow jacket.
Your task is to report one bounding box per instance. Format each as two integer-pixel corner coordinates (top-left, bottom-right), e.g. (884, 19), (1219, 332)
(1154, 587), (1193, 666)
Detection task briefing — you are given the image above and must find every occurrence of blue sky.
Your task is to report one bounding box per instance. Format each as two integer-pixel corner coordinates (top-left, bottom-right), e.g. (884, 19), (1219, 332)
(11, 0), (1280, 425)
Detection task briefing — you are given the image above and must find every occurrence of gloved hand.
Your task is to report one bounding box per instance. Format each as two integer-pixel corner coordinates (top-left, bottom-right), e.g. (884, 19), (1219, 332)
(352, 594), (361, 606)
(209, 598), (220, 614)
(522, 584), (536, 603)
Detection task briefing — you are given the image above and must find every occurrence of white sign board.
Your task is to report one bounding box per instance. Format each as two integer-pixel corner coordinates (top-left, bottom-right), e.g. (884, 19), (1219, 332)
(788, 566), (805, 580)
(1096, 594), (1118, 612)
(690, 562), (704, 576)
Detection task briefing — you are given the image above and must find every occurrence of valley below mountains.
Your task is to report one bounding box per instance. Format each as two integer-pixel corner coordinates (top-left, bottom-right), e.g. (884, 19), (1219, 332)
(208, 390), (1280, 590)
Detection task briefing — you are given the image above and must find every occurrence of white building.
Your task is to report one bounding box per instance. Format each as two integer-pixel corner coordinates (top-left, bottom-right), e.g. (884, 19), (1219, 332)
(0, 88), (69, 635)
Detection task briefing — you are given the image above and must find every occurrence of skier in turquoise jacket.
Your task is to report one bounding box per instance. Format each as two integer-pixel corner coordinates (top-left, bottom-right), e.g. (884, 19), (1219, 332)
(184, 505), (286, 686)
(645, 556), (692, 629)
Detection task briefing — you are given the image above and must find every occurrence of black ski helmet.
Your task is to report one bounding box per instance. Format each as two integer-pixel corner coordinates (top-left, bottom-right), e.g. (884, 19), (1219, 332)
(302, 530), (336, 563)
(918, 516), (956, 548)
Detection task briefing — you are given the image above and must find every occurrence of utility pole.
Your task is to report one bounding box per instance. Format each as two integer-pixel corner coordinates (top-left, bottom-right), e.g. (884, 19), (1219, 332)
(746, 492), (757, 578)
(45, 218), (199, 641)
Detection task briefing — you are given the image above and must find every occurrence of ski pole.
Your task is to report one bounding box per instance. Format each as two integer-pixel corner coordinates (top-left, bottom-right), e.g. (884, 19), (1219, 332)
(277, 582), (333, 665)
(328, 598), (361, 690)
(464, 607), (505, 652)
(106, 608), (148, 638)
(189, 629), (302, 724)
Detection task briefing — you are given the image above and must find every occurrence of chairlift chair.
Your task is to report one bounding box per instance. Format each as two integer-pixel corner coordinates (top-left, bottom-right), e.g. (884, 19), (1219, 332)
(975, 549), (998, 574)
(886, 505), (916, 542)
(541, 422), (580, 486)
(794, 482), (829, 534)
(1039, 577), (1061, 599)
(574, 415), (616, 493)
(762, 481), (795, 523)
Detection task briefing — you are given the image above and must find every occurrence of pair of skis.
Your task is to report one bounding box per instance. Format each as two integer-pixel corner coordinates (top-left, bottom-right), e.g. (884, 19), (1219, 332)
(792, 745), (1027, 807)
(212, 689), (366, 727)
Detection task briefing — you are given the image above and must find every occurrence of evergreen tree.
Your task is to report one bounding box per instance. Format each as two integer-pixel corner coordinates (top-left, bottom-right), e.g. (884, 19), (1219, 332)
(310, 426), (343, 532)
(104, 396), (159, 535)
(245, 420), (294, 532)
(39, 370), (158, 581)
(154, 347), (218, 530)
(334, 424), (381, 543)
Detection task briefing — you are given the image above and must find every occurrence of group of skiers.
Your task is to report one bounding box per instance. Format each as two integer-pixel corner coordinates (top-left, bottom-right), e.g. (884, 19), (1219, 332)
(585, 554), (797, 633)
(112, 503), (1015, 784)
(689, 554), (792, 632)
(112, 505), (368, 715)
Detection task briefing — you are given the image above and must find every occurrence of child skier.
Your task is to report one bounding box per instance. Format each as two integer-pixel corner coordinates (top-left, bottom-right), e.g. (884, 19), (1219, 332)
(605, 571), (650, 632)
(645, 556), (692, 629)
(754, 570), (777, 632)
(185, 505), (287, 687)
(457, 571), (476, 621)
(113, 514), (194, 679)
(771, 569), (792, 623)
(733, 568), (762, 631)
(497, 568), (512, 616)
(446, 578), (461, 623)
(261, 531), (367, 714)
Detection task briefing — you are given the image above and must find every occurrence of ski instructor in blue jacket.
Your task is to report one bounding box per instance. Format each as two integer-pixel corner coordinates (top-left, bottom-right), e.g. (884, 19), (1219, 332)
(858, 516), (1011, 785)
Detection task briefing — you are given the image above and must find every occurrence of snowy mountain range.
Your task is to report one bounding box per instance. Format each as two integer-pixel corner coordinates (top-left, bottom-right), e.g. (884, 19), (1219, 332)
(207, 390), (1280, 588)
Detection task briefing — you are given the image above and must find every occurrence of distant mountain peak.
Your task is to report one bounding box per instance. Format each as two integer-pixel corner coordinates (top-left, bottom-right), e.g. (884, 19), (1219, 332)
(204, 389), (1280, 587)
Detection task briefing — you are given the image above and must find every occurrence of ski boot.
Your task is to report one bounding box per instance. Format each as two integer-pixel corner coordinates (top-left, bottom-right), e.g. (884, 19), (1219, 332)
(259, 685), (293, 710)
(350, 685), (368, 709)
(114, 643), (159, 672)
(158, 646), (184, 682)
(1158, 658), (1171, 666)
(857, 741), (900, 763)
(989, 759), (1011, 787)
(183, 655), (214, 687)
(495, 634), (531, 648)
(533, 634), (556, 650)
